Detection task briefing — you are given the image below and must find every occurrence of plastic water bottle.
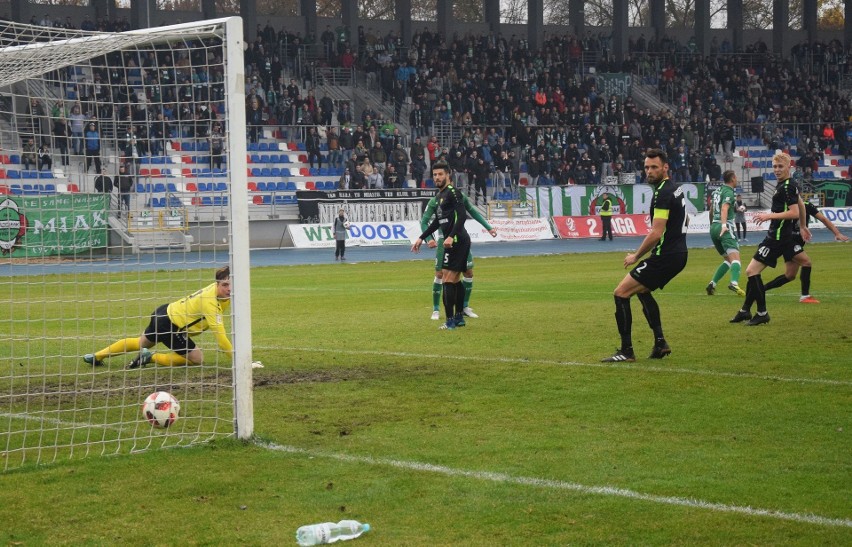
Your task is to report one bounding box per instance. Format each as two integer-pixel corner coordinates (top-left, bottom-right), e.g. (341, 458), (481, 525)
(296, 520), (371, 546)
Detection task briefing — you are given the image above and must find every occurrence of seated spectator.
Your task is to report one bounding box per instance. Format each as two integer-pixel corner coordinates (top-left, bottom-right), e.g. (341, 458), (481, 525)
(384, 163), (401, 188)
(21, 138), (37, 170)
(37, 141), (52, 171)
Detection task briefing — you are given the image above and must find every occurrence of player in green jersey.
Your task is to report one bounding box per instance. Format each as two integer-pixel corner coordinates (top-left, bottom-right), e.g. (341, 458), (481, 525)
(420, 184), (497, 320)
(706, 170), (745, 296)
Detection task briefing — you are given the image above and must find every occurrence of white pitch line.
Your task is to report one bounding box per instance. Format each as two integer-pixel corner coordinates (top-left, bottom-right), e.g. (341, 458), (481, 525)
(254, 345), (852, 387)
(258, 441), (852, 529)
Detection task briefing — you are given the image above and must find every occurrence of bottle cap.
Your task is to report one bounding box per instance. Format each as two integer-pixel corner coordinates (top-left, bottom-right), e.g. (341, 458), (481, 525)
(362, 523), (371, 532)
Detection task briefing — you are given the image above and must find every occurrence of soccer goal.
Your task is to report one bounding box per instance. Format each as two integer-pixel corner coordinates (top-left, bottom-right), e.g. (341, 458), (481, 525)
(0, 17), (253, 471)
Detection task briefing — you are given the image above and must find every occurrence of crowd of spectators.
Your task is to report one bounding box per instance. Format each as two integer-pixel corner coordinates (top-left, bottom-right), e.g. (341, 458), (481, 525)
(13, 14), (852, 195)
(246, 20), (852, 188)
(15, 15), (229, 188)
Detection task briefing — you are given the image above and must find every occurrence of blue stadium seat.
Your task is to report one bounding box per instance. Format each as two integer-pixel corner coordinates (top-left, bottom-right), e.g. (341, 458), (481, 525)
(285, 181), (297, 191)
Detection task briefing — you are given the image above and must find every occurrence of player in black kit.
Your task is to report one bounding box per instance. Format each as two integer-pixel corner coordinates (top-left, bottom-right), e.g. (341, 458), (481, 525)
(411, 160), (472, 330)
(762, 199), (849, 303)
(731, 152), (808, 326)
(602, 149), (688, 362)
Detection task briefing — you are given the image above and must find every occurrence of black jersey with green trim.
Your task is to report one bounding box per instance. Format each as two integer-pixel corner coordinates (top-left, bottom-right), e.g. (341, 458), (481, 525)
(767, 177), (800, 241)
(792, 201), (819, 236)
(650, 178), (687, 255)
(419, 184), (469, 242)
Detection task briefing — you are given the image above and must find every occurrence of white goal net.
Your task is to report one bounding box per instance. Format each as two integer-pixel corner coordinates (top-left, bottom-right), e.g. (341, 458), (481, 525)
(0, 17), (253, 471)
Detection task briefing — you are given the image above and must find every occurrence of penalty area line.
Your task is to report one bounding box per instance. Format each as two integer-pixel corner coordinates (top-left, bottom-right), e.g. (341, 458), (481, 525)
(254, 345), (852, 387)
(258, 441), (852, 529)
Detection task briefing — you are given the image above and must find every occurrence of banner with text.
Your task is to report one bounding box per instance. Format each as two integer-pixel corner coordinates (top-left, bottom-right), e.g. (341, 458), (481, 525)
(289, 218), (555, 248)
(818, 206), (852, 227)
(553, 214), (651, 239)
(295, 189), (435, 224)
(685, 210), (766, 234)
(0, 194), (108, 257)
(522, 183), (706, 218)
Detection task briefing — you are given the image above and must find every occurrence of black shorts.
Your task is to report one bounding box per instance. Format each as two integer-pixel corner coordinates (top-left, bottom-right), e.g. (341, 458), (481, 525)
(441, 235), (472, 273)
(630, 252), (688, 291)
(753, 236), (803, 268)
(143, 304), (195, 355)
(784, 234), (805, 262)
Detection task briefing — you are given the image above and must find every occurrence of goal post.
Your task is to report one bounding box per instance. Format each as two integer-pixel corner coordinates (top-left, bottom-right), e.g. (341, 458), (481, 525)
(0, 16), (253, 471)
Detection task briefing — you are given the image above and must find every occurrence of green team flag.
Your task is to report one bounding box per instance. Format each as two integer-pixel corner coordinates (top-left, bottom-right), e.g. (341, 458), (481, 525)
(521, 183), (706, 217)
(0, 194), (108, 257)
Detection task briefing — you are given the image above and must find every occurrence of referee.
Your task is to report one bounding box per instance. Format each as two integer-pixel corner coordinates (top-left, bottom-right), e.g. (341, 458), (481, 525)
(599, 192), (613, 241)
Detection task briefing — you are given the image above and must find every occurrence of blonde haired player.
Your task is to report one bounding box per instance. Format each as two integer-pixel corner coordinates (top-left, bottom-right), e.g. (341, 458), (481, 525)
(730, 152), (810, 325)
(84, 266), (232, 368)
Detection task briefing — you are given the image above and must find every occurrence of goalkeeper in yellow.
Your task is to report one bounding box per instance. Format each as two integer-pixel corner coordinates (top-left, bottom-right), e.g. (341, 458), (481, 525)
(83, 266), (232, 368)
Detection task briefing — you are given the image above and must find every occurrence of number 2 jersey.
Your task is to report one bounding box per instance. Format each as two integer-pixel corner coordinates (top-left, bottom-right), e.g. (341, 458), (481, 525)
(649, 178), (687, 256)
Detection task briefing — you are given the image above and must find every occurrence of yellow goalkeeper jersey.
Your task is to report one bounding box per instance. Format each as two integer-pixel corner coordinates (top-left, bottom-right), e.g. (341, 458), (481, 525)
(167, 282), (233, 353)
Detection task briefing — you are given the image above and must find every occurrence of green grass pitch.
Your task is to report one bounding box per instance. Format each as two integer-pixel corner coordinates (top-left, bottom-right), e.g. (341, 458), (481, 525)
(0, 243), (849, 545)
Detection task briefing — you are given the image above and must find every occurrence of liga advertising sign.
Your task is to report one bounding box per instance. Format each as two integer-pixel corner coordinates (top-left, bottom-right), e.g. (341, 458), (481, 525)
(553, 214), (651, 239)
(0, 194), (108, 257)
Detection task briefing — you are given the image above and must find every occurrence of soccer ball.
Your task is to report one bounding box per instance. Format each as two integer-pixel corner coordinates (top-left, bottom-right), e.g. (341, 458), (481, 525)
(142, 391), (180, 428)
(344, 221), (351, 229)
(738, 205), (747, 213)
